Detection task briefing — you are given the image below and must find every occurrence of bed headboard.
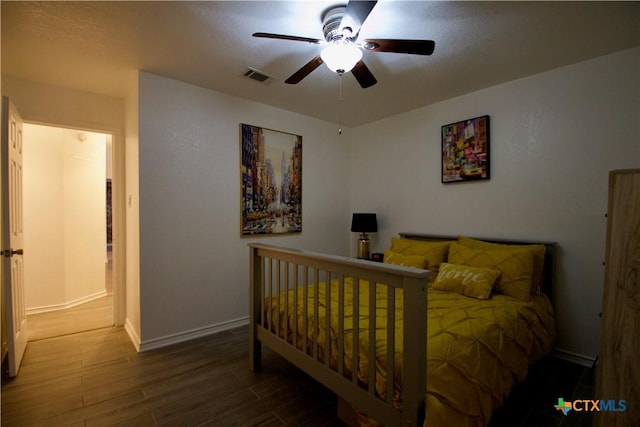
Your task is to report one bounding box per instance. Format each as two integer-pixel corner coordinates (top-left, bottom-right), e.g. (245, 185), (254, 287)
(398, 232), (557, 300)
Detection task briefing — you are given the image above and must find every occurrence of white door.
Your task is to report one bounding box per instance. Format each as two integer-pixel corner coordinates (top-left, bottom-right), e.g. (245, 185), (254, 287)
(2, 96), (28, 377)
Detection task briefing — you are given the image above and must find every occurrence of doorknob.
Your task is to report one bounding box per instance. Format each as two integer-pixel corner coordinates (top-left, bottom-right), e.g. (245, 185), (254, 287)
(2, 248), (23, 257)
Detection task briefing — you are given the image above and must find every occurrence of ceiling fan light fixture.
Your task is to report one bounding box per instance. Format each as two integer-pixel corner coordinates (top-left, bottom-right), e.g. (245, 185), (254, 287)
(320, 41), (362, 74)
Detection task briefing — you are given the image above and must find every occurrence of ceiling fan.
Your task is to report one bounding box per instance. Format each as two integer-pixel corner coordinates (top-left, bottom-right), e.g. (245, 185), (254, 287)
(253, 0), (435, 88)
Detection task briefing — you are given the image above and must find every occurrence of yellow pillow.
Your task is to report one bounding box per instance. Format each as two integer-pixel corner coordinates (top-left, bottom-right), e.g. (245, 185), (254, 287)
(383, 250), (426, 268)
(389, 237), (453, 270)
(448, 243), (534, 301)
(458, 236), (546, 294)
(432, 262), (501, 299)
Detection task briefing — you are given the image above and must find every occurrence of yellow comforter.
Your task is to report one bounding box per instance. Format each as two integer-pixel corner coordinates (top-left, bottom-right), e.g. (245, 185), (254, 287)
(265, 278), (555, 427)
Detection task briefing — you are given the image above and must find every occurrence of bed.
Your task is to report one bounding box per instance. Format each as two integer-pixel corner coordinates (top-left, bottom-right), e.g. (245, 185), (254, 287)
(248, 233), (556, 427)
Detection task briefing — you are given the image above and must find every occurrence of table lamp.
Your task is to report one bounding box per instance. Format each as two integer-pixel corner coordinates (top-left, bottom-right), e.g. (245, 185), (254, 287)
(351, 213), (378, 259)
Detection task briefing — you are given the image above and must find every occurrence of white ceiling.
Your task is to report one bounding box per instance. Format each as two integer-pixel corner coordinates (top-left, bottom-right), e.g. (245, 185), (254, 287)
(2, 1), (639, 127)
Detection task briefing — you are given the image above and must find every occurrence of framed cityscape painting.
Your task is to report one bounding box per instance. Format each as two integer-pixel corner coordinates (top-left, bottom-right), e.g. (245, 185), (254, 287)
(240, 124), (302, 236)
(441, 115), (490, 183)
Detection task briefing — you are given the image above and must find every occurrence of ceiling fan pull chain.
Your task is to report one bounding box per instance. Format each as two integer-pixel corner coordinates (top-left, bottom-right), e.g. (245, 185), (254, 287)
(338, 75), (343, 134)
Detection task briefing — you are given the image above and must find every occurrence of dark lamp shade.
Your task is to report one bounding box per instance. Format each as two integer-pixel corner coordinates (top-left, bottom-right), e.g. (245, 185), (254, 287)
(351, 213), (378, 233)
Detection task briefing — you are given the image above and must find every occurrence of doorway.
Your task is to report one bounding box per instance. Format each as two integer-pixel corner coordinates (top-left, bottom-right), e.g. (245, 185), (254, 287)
(22, 124), (114, 340)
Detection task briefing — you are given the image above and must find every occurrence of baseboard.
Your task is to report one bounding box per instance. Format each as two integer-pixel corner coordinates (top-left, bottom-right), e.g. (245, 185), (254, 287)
(137, 316), (249, 352)
(124, 318), (141, 352)
(551, 347), (596, 368)
(26, 290), (108, 315)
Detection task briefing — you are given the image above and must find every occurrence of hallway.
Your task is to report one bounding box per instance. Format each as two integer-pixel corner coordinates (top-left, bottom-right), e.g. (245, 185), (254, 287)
(26, 253), (113, 341)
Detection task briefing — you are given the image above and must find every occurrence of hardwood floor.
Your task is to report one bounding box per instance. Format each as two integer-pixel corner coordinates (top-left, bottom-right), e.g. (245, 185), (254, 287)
(1, 324), (595, 427)
(26, 254), (113, 341)
(27, 296), (113, 341)
(1, 327), (344, 427)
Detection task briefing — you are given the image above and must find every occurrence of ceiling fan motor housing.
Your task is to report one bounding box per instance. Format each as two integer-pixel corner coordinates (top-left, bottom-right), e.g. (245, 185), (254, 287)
(322, 6), (350, 41)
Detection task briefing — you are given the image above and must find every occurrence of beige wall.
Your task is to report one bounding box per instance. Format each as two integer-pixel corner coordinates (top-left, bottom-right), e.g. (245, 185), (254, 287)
(22, 125), (65, 308)
(136, 72), (351, 349)
(23, 124), (106, 311)
(2, 77), (124, 132)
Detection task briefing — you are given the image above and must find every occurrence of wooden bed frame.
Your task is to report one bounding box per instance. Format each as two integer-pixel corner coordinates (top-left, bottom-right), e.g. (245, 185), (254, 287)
(248, 234), (556, 426)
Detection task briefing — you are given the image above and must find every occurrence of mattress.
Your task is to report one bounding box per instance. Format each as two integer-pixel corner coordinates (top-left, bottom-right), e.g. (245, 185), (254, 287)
(264, 277), (555, 427)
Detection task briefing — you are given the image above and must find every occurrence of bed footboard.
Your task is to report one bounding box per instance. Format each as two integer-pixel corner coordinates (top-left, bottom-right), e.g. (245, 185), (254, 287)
(249, 243), (430, 426)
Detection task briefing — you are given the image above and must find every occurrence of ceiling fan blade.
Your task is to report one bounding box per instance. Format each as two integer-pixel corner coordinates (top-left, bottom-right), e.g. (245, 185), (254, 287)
(361, 39), (435, 55)
(285, 55), (324, 84)
(351, 60), (377, 88)
(253, 32), (321, 44)
(340, 0), (377, 39)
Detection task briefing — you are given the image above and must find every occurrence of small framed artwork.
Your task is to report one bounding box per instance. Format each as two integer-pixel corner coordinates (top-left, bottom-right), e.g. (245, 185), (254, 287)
(441, 115), (490, 183)
(240, 123), (302, 236)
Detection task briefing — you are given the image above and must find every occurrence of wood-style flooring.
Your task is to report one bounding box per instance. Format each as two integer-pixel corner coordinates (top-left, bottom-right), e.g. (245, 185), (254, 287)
(27, 296), (113, 341)
(2, 324), (595, 427)
(26, 253), (113, 341)
(1, 326), (343, 427)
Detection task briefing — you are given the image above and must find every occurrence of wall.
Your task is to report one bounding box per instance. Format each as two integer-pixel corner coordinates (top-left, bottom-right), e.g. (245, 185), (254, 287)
(2, 77), (124, 132)
(22, 125), (65, 308)
(349, 47), (640, 361)
(23, 124), (106, 311)
(106, 135), (113, 180)
(137, 72), (351, 347)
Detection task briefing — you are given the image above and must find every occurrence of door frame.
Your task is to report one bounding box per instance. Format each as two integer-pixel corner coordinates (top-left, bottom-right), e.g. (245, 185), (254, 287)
(20, 120), (126, 327)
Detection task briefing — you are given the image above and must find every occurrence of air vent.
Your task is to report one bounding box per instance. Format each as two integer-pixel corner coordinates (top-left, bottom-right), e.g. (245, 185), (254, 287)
(243, 68), (271, 83)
